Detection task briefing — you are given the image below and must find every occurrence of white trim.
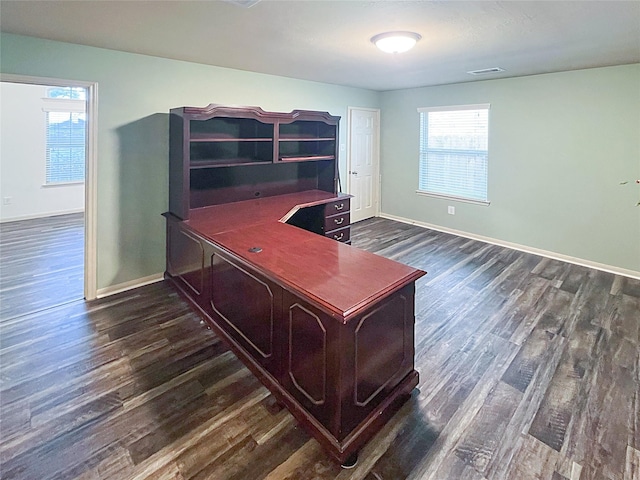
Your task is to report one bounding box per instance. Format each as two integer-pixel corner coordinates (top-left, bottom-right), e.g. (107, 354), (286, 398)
(2, 74), (87, 87)
(1, 73), (99, 300)
(378, 212), (640, 280)
(96, 273), (165, 299)
(42, 181), (85, 187)
(416, 190), (491, 206)
(85, 83), (98, 300)
(0, 209), (84, 223)
(418, 103), (491, 113)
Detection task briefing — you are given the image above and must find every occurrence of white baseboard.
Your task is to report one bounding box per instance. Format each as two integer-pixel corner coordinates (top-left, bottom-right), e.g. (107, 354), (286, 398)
(378, 212), (640, 280)
(96, 273), (165, 299)
(0, 209), (85, 223)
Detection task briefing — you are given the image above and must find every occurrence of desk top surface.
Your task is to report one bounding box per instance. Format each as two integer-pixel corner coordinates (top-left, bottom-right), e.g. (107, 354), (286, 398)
(186, 190), (349, 235)
(184, 190), (425, 321)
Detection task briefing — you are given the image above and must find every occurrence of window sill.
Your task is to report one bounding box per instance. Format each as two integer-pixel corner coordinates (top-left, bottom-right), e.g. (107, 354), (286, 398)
(416, 190), (491, 206)
(43, 181), (85, 188)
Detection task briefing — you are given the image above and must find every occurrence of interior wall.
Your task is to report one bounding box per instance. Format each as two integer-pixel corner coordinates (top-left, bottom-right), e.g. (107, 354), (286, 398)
(0, 33), (380, 292)
(379, 64), (640, 274)
(0, 82), (85, 222)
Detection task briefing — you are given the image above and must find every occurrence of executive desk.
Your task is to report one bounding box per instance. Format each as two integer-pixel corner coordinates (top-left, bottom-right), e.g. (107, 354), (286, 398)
(164, 190), (426, 466)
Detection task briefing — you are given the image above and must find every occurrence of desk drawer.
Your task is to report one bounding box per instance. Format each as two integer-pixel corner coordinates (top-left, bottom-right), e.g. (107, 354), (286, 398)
(324, 198), (350, 216)
(325, 226), (350, 243)
(324, 212), (349, 232)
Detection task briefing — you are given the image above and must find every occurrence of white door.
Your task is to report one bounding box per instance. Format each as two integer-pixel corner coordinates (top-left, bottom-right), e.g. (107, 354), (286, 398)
(347, 107), (380, 223)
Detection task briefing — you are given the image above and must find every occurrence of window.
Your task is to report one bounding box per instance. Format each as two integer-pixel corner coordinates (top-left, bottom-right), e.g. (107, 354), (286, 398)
(43, 87), (87, 184)
(46, 86), (86, 100)
(418, 104), (490, 204)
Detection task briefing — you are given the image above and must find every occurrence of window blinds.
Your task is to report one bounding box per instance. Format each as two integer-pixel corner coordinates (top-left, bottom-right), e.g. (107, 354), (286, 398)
(45, 111), (86, 184)
(418, 104), (489, 203)
(42, 97), (86, 185)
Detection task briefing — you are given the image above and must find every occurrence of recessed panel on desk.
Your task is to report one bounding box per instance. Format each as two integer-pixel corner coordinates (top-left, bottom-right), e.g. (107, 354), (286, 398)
(209, 254), (275, 360)
(167, 226), (205, 296)
(354, 294), (408, 406)
(282, 292), (338, 433)
(288, 303), (327, 406)
(340, 284), (417, 437)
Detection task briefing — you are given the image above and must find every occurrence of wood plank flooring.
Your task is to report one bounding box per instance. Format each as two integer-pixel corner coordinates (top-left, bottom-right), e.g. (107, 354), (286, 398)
(0, 212), (84, 319)
(1, 216), (638, 479)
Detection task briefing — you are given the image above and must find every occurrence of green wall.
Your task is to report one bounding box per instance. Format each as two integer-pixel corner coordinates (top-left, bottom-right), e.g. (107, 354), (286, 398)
(1, 33), (380, 292)
(2, 32), (638, 289)
(380, 65), (640, 274)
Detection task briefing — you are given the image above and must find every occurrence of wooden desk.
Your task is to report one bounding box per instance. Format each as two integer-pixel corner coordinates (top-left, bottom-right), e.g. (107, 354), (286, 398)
(165, 191), (425, 466)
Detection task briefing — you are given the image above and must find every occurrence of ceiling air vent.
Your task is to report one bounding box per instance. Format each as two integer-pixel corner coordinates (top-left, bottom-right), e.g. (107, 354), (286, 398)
(467, 67), (506, 76)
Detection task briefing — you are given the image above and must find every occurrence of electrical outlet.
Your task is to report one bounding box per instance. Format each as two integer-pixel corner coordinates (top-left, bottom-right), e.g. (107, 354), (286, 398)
(447, 206), (455, 215)
(2, 197), (11, 205)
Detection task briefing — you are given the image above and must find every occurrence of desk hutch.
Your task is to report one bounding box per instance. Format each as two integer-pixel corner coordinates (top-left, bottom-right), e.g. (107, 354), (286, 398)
(164, 104), (425, 466)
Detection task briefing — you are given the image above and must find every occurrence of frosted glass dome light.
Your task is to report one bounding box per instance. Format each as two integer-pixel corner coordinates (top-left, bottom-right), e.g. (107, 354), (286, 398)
(371, 31), (421, 54)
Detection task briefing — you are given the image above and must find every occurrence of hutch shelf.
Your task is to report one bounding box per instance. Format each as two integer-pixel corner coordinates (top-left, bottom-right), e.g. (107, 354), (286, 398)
(169, 104), (341, 220)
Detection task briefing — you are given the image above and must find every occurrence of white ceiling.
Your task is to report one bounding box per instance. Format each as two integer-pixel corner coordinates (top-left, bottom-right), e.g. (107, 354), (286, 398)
(1, 0), (639, 91)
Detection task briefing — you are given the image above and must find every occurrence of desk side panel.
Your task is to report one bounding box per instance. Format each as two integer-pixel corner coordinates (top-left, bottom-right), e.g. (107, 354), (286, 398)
(281, 283), (418, 444)
(166, 215), (209, 308)
(166, 216), (282, 378)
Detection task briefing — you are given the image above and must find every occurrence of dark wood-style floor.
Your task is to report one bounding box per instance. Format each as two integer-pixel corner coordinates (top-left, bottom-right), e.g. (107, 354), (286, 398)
(0, 212), (84, 319)
(0, 216), (638, 480)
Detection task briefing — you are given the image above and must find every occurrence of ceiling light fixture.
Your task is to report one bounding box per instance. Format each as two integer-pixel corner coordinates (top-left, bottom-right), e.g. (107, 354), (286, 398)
(371, 31), (421, 54)
(222, 0), (261, 8)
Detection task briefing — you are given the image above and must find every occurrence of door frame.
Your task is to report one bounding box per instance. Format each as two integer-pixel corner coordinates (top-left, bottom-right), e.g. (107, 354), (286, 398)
(346, 106), (381, 221)
(1, 73), (99, 300)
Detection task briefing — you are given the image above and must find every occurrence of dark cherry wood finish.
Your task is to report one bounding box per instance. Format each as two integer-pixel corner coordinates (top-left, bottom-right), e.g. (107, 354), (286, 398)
(169, 104), (341, 220)
(166, 105), (425, 465)
(164, 194), (425, 463)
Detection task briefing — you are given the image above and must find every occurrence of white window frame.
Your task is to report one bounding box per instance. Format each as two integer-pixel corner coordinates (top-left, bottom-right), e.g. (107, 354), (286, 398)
(417, 103), (491, 206)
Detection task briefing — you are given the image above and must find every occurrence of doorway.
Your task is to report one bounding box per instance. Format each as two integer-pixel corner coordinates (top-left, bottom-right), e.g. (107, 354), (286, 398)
(347, 107), (380, 223)
(0, 74), (98, 302)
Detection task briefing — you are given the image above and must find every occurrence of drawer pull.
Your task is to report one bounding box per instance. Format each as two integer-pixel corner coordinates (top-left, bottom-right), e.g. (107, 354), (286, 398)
(334, 232), (344, 241)
(334, 217), (344, 226)
(334, 203), (344, 211)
